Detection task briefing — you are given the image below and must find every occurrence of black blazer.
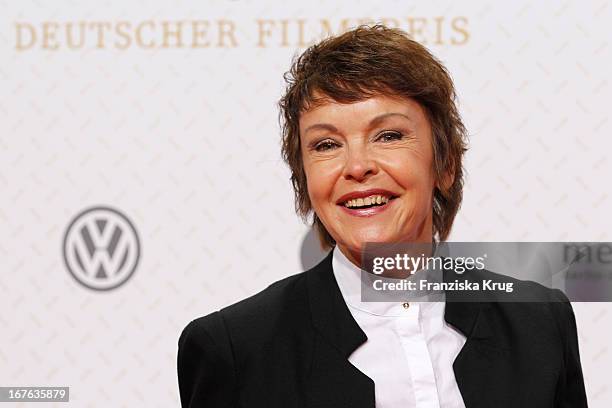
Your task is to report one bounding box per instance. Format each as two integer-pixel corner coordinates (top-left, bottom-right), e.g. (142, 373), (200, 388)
(177, 250), (588, 407)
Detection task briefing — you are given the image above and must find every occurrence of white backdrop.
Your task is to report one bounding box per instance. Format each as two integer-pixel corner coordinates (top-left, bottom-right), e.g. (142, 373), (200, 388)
(1, 0), (611, 406)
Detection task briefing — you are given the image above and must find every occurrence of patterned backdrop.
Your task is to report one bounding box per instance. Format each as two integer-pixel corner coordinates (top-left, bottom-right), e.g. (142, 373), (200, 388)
(1, 0), (611, 406)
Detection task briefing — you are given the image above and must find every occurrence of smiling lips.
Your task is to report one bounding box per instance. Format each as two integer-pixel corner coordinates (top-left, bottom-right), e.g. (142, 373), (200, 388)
(336, 189), (398, 217)
(345, 194), (390, 208)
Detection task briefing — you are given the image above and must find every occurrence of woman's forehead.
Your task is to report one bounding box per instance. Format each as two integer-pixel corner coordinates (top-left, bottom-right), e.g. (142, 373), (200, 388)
(299, 94), (425, 128)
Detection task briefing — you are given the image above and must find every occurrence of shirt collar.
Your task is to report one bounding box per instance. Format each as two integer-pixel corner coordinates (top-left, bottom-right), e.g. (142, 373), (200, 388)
(332, 245), (444, 319)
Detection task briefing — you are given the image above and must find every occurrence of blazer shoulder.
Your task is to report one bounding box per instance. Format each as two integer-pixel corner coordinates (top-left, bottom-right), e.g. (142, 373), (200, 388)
(217, 251), (334, 327)
(176, 269), (310, 408)
(463, 268), (577, 333)
(221, 268), (310, 323)
(177, 311), (237, 407)
(186, 265), (315, 349)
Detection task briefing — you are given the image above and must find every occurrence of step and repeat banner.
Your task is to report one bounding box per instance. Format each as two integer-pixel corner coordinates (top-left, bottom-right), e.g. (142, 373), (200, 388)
(1, 0), (611, 406)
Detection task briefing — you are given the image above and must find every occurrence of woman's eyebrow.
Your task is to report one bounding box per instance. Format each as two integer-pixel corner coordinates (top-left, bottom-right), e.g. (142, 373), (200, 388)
(303, 112), (412, 135)
(304, 123), (339, 135)
(368, 112), (413, 129)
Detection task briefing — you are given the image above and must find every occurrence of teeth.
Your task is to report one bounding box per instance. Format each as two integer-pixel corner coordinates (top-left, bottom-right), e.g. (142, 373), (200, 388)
(344, 194), (392, 208)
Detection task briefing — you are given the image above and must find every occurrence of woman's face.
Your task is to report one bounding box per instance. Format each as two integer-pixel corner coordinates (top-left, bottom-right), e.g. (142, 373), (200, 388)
(299, 94), (437, 264)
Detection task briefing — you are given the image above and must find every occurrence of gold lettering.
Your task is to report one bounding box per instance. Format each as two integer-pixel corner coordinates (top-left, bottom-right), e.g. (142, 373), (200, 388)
(451, 17), (469, 45)
(433, 16), (444, 45)
(280, 19), (289, 47)
(354, 18), (374, 28)
(162, 20), (184, 48)
(42, 21), (60, 50)
(88, 22), (111, 49)
(135, 21), (155, 49)
(66, 22), (86, 49)
(15, 22), (36, 51)
(10, 17), (469, 51)
(379, 18), (400, 29)
(296, 19), (307, 47)
(115, 21), (131, 49)
(319, 19), (352, 38)
(256, 19), (275, 47)
(218, 19), (237, 47)
(191, 21), (210, 48)
(406, 17), (427, 44)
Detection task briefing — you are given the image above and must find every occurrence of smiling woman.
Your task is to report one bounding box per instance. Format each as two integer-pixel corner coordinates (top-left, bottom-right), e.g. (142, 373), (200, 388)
(177, 24), (587, 408)
(298, 95), (438, 266)
(279, 27), (467, 257)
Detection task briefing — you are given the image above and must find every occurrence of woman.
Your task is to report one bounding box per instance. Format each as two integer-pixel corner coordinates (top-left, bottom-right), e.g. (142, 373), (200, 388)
(177, 25), (587, 407)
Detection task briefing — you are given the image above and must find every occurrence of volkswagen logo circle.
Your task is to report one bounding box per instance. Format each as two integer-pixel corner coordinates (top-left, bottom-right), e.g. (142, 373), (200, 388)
(63, 206), (141, 291)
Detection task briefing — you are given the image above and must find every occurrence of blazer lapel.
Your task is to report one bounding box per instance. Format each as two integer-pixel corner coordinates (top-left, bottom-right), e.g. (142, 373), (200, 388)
(306, 250), (375, 408)
(445, 280), (512, 408)
(303, 251), (512, 408)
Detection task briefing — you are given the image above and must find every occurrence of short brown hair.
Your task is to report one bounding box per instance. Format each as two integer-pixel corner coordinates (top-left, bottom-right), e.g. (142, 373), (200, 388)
(279, 24), (468, 249)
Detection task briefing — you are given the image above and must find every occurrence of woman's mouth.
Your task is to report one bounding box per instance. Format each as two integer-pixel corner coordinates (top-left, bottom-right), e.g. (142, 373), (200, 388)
(343, 194), (390, 209)
(338, 194), (398, 217)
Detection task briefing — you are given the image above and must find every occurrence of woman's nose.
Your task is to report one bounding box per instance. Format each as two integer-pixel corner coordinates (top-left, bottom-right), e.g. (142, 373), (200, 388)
(342, 145), (378, 182)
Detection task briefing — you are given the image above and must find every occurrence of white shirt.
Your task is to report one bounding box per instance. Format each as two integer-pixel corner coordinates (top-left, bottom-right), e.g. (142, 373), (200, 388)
(332, 245), (467, 408)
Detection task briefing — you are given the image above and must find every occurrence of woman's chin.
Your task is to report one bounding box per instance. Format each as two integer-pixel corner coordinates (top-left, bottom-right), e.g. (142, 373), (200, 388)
(343, 233), (395, 251)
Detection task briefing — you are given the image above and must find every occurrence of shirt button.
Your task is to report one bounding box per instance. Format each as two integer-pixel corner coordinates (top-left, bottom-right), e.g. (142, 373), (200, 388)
(402, 302), (410, 309)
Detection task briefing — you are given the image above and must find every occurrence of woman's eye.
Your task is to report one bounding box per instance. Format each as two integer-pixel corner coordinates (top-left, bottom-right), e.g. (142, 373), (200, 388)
(314, 140), (338, 152)
(377, 131), (403, 142)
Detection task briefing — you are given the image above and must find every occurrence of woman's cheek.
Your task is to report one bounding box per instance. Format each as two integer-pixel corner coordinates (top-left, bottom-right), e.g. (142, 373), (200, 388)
(309, 160), (341, 190)
(305, 172), (332, 213)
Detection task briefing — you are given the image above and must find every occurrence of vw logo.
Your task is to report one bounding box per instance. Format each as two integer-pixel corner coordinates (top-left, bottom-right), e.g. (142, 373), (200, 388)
(63, 206), (141, 291)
